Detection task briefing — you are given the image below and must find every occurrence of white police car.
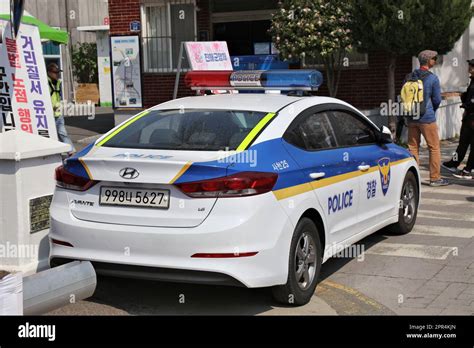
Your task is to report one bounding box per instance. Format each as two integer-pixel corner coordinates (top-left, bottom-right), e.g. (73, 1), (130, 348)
(49, 70), (420, 305)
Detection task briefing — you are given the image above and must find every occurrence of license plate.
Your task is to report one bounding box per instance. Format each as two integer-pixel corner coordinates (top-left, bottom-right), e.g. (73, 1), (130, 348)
(99, 187), (170, 209)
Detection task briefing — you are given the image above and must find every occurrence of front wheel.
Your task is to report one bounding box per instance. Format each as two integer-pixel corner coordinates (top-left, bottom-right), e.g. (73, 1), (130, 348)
(386, 171), (419, 235)
(272, 217), (322, 306)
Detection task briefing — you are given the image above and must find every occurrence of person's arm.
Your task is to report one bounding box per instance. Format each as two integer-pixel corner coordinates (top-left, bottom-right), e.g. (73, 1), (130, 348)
(460, 91), (467, 106)
(431, 76), (442, 111)
(460, 80), (473, 106)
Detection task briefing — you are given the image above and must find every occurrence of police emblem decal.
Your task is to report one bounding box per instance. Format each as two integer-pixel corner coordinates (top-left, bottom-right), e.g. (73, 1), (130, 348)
(378, 157), (391, 196)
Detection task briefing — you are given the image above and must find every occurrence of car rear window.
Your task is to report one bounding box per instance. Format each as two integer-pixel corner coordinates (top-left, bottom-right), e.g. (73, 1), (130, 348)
(102, 109), (269, 151)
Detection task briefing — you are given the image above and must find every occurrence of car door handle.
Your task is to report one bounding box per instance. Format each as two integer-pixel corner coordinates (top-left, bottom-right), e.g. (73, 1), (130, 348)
(309, 172), (325, 180)
(358, 165), (370, 172)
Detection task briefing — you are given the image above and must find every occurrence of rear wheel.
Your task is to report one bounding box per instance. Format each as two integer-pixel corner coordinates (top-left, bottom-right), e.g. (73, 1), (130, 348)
(272, 217), (322, 306)
(386, 171), (419, 235)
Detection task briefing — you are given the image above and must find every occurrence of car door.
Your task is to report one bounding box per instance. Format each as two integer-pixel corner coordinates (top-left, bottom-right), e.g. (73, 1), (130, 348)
(282, 107), (361, 245)
(328, 110), (394, 232)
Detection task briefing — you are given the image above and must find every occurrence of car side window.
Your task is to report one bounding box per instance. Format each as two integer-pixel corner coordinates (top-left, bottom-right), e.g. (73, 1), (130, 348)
(284, 111), (338, 151)
(329, 110), (376, 146)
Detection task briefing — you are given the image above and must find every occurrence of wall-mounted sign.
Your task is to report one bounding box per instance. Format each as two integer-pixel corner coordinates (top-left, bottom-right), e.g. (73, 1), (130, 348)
(29, 195), (53, 233)
(254, 42), (271, 55)
(130, 20), (141, 33)
(97, 32), (112, 107)
(0, 21), (57, 139)
(110, 35), (142, 108)
(231, 55), (289, 71)
(184, 41), (233, 71)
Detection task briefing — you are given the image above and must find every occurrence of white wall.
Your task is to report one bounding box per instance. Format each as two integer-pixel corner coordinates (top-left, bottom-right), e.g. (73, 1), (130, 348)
(412, 16), (474, 93)
(408, 14), (473, 142)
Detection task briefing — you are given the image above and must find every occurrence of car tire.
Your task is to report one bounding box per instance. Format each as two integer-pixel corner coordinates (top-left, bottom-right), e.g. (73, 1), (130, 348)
(272, 217), (322, 306)
(386, 171), (419, 235)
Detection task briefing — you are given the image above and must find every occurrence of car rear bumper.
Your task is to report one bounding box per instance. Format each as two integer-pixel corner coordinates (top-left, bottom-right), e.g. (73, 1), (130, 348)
(50, 258), (246, 287)
(49, 190), (294, 288)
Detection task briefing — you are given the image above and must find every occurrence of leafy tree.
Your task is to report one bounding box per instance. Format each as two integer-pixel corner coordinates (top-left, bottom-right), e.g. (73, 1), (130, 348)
(269, 0), (353, 97)
(72, 42), (98, 84)
(350, 0), (473, 133)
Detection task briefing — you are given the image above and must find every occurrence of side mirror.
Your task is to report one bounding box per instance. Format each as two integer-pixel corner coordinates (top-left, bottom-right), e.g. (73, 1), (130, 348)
(377, 126), (393, 144)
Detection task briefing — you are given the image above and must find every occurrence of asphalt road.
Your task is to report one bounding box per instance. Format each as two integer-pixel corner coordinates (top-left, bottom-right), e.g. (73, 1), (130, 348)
(48, 130), (473, 315)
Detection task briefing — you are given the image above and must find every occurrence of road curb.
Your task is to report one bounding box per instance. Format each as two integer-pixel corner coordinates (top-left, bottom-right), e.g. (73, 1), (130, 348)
(317, 279), (396, 315)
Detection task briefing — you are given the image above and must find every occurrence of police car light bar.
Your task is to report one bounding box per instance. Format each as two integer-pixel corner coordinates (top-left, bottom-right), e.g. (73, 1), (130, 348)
(185, 70), (323, 91)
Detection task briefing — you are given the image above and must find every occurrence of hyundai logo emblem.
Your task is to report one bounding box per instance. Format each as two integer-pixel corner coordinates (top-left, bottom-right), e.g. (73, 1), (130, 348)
(119, 167), (139, 179)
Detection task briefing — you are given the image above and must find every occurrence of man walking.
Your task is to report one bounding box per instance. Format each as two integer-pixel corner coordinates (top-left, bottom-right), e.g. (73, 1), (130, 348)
(407, 50), (448, 186)
(47, 62), (75, 152)
(442, 59), (474, 180)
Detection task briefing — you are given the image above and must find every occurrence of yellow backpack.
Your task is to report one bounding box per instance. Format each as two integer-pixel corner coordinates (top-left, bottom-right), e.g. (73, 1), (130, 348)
(400, 71), (430, 118)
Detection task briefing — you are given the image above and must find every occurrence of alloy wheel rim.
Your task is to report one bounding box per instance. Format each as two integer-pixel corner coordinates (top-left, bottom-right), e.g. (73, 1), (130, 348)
(402, 181), (416, 224)
(294, 232), (317, 291)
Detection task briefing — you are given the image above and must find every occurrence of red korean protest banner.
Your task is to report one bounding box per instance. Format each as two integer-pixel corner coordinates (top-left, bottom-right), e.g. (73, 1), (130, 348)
(0, 21), (57, 140)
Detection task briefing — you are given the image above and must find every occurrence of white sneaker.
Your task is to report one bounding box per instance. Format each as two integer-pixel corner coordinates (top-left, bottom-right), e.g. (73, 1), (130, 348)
(453, 170), (473, 180)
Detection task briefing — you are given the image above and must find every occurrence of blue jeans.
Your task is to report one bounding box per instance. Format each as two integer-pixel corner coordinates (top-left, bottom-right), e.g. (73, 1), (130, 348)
(55, 115), (75, 152)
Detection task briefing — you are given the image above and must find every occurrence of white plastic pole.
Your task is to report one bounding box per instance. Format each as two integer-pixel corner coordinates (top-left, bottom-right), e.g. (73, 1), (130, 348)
(23, 261), (97, 315)
(173, 42), (185, 100)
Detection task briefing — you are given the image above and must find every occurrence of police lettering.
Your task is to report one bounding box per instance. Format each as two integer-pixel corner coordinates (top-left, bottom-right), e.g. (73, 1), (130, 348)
(114, 153), (173, 160)
(328, 190), (353, 215)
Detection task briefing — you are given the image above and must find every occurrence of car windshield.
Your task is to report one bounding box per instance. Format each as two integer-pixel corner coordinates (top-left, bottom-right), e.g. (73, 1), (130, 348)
(102, 109), (269, 151)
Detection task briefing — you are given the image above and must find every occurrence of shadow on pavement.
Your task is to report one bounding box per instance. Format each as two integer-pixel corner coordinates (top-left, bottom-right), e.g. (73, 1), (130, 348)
(319, 232), (389, 282)
(87, 276), (275, 315)
(81, 231), (392, 315)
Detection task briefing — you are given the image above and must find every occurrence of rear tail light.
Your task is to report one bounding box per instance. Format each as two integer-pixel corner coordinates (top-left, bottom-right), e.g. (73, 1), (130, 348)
(55, 165), (97, 191)
(175, 172), (278, 198)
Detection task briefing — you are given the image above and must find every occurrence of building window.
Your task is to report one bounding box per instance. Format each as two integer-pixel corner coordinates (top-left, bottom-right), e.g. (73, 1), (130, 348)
(211, 0), (279, 12)
(42, 41), (61, 56)
(141, 0), (197, 73)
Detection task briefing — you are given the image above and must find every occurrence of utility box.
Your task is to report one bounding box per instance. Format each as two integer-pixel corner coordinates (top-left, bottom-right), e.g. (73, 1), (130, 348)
(0, 131), (70, 275)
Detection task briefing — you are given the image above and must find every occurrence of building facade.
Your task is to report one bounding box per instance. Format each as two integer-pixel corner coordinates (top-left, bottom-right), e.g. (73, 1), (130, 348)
(108, 0), (415, 110)
(25, 0), (110, 102)
(425, 14), (474, 94)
